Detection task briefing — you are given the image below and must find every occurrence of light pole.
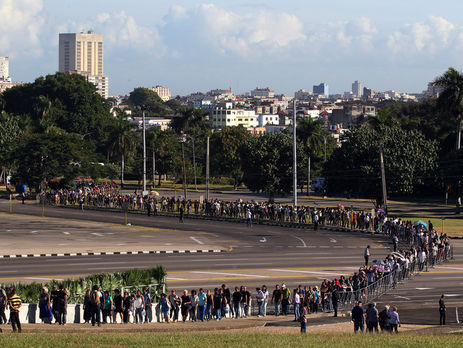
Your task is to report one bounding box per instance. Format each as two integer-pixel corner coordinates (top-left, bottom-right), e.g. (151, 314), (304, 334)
(142, 109), (147, 195)
(180, 135), (187, 200)
(293, 97), (297, 207)
(206, 135), (210, 201)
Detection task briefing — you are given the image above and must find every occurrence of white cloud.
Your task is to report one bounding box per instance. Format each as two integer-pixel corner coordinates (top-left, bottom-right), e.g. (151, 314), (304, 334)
(387, 16), (458, 56)
(0, 0), (45, 57)
(162, 3), (306, 59)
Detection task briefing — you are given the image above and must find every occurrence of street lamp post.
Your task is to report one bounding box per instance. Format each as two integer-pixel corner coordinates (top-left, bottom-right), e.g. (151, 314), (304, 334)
(293, 97), (297, 207)
(180, 136), (187, 200)
(206, 135), (210, 201)
(142, 109), (147, 195)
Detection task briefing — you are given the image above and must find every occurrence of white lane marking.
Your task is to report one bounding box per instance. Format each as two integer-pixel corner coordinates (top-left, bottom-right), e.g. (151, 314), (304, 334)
(444, 294), (461, 297)
(319, 246), (330, 248)
(189, 236), (204, 245)
(271, 269), (342, 276)
(166, 277), (187, 281)
(432, 277), (463, 280)
(91, 232), (104, 237)
(437, 266), (463, 270)
(215, 262), (273, 266)
(191, 271), (266, 278)
(330, 238), (337, 243)
(63, 232), (71, 235)
(416, 288), (433, 290)
(0, 271), (18, 273)
(45, 257), (103, 262)
(294, 237), (307, 248)
(31, 231), (39, 234)
(260, 237), (267, 243)
(394, 295), (411, 300)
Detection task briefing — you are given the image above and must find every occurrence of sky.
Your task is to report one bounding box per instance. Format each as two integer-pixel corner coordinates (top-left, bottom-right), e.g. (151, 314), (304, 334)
(2, 0), (463, 96)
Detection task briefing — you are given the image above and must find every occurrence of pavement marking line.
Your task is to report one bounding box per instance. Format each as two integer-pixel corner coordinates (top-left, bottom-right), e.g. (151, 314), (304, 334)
(437, 266), (463, 270)
(91, 232), (104, 237)
(260, 237), (267, 243)
(166, 277), (187, 281)
(270, 269), (343, 276)
(191, 271), (267, 278)
(189, 237), (204, 245)
(24, 277), (64, 281)
(63, 232), (71, 235)
(330, 238), (337, 243)
(294, 237), (307, 248)
(394, 295), (411, 300)
(67, 261), (129, 266)
(416, 288), (433, 290)
(185, 258), (250, 262)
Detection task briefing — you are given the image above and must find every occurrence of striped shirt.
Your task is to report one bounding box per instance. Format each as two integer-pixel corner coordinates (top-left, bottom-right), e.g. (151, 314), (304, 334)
(9, 294), (22, 312)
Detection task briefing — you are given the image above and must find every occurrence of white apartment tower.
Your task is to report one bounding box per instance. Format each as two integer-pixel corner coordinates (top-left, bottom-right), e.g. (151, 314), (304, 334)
(0, 56), (12, 82)
(59, 31), (109, 98)
(352, 80), (362, 97)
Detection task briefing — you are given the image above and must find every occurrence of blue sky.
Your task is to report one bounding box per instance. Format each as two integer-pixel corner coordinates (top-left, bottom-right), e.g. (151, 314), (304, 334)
(2, 0), (463, 96)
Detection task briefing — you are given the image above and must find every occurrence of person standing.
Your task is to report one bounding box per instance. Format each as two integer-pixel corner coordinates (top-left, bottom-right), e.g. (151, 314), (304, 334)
(8, 287), (22, 333)
(0, 284), (7, 326)
(365, 303), (379, 333)
(168, 289), (180, 323)
(134, 290), (145, 324)
(181, 290), (191, 322)
(39, 287), (53, 324)
(261, 285), (269, 317)
(331, 286), (339, 317)
(272, 284), (282, 316)
(103, 291), (113, 324)
(232, 287), (242, 318)
(389, 306), (400, 333)
(143, 288), (152, 323)
(50, 285), (59, 323)
(256, 288), (265, 318)
(113, 289), (123, 324)
(439, 294), (446, 325)
(90, 285), (102, 327)
(56, 285), (69, 325)
(351, 301), (365, 333)
(179, 204), (184, 223)
(293, 289), (301, 322)
(364, 245), (370, 266)
(392, 235), (399, 252)
(281, 284), (291, 316)
(378, 305), (390, 332)
(197, 288), (207, 322)
(300, 302), (308, 334)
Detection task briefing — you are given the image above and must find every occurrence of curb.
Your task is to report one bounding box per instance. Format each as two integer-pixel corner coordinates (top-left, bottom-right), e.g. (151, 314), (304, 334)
(0, 249), (225, 259)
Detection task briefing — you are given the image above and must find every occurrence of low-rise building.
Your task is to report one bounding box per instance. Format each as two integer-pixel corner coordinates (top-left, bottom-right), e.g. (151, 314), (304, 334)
(150, 85), (171, 102)
(211, 105), (258, 129)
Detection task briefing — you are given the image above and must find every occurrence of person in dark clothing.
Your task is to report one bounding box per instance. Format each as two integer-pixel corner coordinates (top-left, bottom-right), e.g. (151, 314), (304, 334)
(50, 285), (59, 323)
(378, 305), (391, 332)
(221, 284), (231, 317)
(179, 205), (184, 223)
(232, 287), (242, 318)
(331, 287), (339, 317)
(83, 289), (92, 323)
(0, 285), (7, 325)
(351, 301), (365, 333)
(147, 200), (152, 216)
(56, 285), (69, 325)
(439, 294), (446, 325)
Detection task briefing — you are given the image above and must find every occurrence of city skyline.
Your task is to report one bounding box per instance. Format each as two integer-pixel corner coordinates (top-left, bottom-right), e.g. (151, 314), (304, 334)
(2, 0), (463, 96)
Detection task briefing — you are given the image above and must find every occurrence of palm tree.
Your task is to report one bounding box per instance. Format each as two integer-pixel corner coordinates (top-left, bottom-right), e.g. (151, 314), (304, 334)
(434, 67), (463, 150)
(108, 111), (137, 188)
(297, 116), (326, 194)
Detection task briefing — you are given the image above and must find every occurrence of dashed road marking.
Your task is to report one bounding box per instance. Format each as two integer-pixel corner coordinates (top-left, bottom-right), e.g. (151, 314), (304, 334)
(189, 237), (204, 245)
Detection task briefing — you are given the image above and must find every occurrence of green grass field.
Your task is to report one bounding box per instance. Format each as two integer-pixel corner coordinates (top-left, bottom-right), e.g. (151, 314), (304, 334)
(0, 332), (462, 348)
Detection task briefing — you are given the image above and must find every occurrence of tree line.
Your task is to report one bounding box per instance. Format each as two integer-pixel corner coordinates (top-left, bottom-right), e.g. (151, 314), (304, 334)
(0, 69), (462, 199)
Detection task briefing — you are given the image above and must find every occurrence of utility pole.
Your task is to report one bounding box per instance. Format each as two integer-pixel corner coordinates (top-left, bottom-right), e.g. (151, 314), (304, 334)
(293, 97), (297, 207)
(307, 156), (311, 196)
(152, 149), (156, 188)
(457, 119), (462, 151)
(181, 140), (187, 200)
(206, 135), (210, 201)
(192, 136), (197, 191)
(379, 141), (388, 213)
(142, 109), (147, 194)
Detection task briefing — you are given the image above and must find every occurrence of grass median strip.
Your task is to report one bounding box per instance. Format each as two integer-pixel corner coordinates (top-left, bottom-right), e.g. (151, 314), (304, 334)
(0, 332), (462, 348)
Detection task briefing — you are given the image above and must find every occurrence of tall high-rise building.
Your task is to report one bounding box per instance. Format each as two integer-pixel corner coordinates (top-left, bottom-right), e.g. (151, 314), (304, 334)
(59, 31), (109, 98)
(313, 83), (329, 96)
(352, 80), (362, 97)
(0, 56), (11, 82)
(150, 85), (171, 102)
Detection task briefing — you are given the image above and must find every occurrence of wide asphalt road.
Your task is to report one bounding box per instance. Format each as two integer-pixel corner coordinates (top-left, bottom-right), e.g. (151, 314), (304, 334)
(0, 200), (461, 325)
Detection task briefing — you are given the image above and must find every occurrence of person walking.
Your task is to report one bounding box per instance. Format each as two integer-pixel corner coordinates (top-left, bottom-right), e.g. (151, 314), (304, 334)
(439, 294), (446, 325)
(351, 301), (365, 333)
(392, 235), (399, 252)
(8, 287), (22, 333)
(364, 246), (370, 266)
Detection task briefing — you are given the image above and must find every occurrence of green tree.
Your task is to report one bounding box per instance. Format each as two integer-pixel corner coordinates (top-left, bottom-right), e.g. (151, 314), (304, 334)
(324, 124), (439, 197)
(107, 112), (138, 187)
(11, 129), (85, 191)
(242, 132), (305, 197)
(2, 73), (114, 155)
(211, 126), (251, 189)
(170, 107), (211, 135)
(0, 111), (22, 185)
(127, 87), (171, 115)
(433, 67), (463, 151)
